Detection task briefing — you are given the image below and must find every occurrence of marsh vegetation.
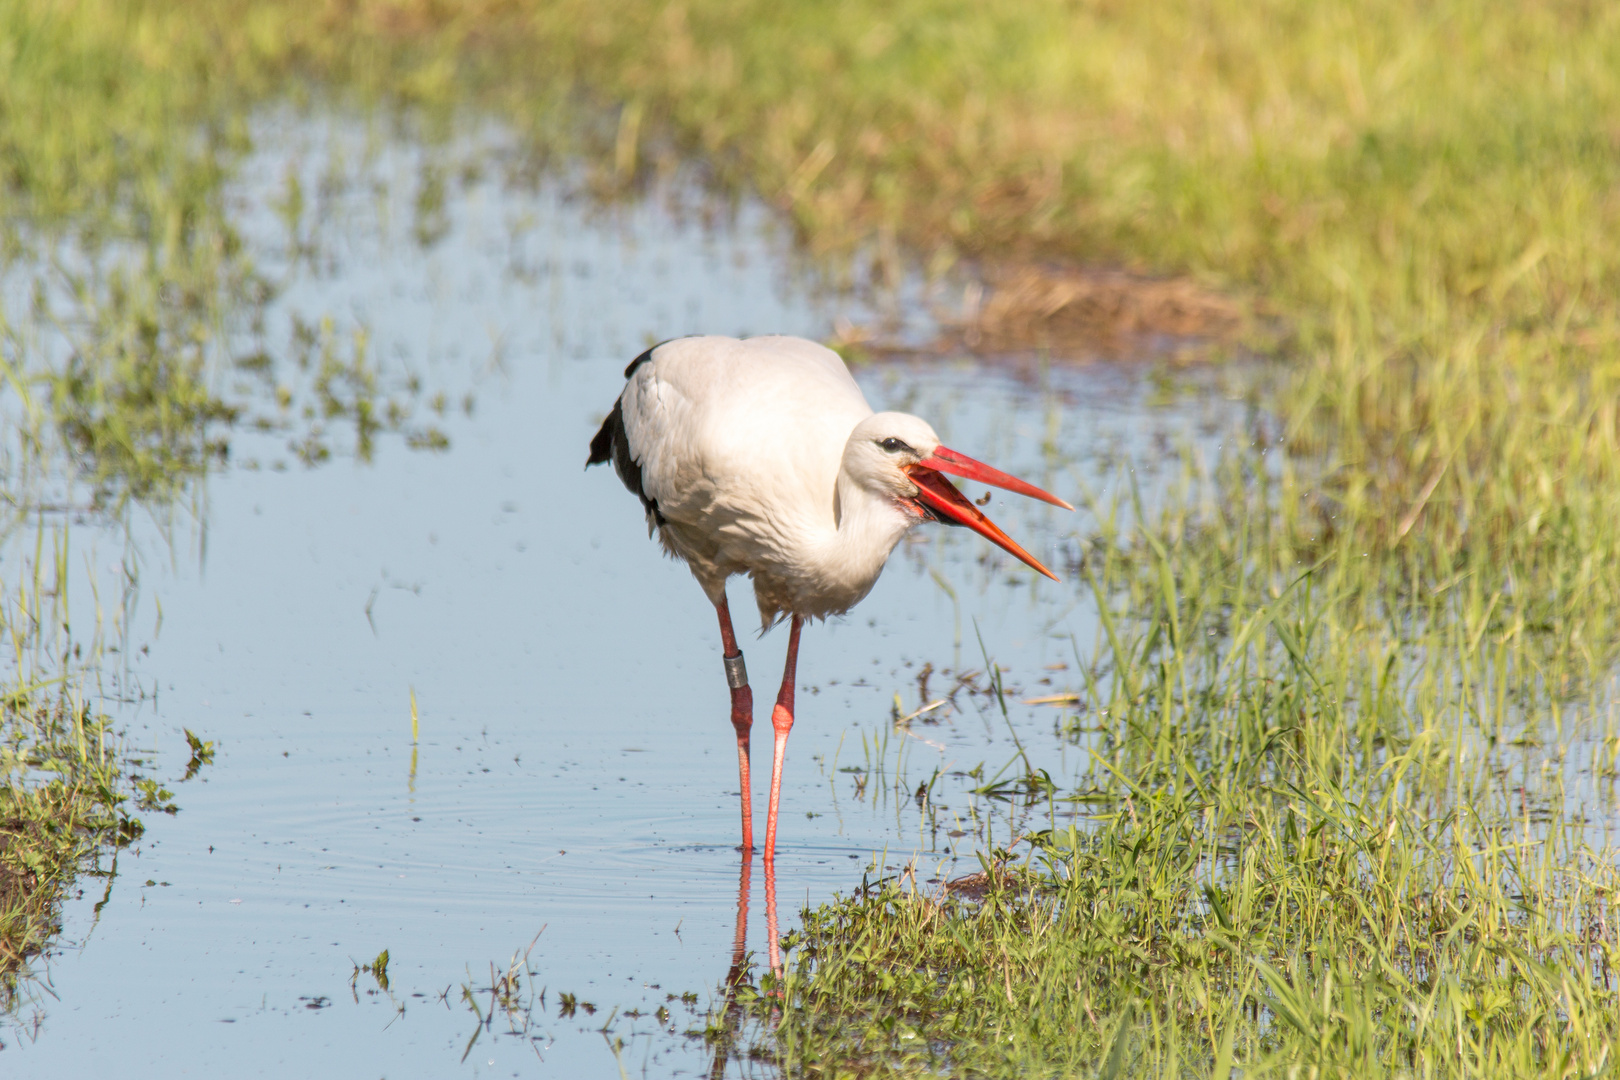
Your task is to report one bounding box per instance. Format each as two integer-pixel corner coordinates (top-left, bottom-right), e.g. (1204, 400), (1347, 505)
(3, 0), (1619, 1075)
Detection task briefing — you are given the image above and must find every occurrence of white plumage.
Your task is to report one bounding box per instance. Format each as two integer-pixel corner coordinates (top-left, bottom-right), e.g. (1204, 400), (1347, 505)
(588, 334), (1068, 862)
(616, 334), (933, 624)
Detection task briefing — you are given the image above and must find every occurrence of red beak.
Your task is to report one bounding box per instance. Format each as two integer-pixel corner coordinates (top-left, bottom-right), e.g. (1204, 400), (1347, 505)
(904, 445), (1071, 582)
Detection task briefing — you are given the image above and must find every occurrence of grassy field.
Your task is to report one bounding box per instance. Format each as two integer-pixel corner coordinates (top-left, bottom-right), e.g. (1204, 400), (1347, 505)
(4, 0), (1620, 1072)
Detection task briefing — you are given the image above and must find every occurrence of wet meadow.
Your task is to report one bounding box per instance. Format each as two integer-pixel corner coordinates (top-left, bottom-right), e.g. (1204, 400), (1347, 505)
(4, 1), (1620, 1076)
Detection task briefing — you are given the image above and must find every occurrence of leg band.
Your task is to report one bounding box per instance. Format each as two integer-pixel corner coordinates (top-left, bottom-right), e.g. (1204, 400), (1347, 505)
(724, 652), (748, 689)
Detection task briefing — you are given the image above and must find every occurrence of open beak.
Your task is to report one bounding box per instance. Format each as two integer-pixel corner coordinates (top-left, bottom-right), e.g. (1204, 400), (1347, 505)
(904, 446), (1071, 582)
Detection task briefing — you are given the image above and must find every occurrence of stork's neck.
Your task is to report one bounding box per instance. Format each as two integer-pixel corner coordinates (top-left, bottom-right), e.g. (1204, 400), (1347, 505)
(818, 471), (916, 593)
(746, 442), (922, 626)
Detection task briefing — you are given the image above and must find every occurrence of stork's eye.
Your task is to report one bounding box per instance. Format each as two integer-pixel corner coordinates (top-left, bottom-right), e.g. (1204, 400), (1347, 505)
(879, 437), (913, 454)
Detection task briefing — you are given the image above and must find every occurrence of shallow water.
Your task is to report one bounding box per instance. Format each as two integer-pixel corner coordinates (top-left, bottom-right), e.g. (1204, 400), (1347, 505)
(3, 114), (1238, 1076)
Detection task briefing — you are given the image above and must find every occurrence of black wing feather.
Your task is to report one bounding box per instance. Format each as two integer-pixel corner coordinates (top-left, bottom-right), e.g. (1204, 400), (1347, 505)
(586, 341), (675, 525)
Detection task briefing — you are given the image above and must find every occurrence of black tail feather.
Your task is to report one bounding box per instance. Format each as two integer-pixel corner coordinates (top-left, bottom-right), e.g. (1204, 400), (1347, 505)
(587, 342), (685, 525)
(587, 403), (618, 468)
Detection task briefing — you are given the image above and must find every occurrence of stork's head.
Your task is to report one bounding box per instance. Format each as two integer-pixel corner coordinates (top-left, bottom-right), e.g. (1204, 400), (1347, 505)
(844, 412), (1073, 581)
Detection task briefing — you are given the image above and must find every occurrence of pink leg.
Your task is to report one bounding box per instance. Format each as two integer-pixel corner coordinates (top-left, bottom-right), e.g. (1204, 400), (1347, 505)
(716, 599), (755, 852)
(763, 615), (804, 865)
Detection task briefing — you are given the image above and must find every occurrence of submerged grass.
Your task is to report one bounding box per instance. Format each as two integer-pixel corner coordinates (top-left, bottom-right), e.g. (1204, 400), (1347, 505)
(3, 0), (1620, 1073)
(0, 0), (458, 1013)
(0, 696), (136, 996)
(0, 521), (149, 1007)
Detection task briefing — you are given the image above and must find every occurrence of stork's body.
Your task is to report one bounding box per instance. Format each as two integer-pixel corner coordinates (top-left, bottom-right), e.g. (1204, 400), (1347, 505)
(588, 335), (1068, 861)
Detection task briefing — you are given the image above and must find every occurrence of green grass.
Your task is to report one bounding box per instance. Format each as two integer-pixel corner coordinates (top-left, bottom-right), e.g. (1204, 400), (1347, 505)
(0, 521), (152, 1004)
(5, 0), (1616, 522)
(5, 0), (1608, 566)
(715, 443), (1620, 1074)
(3, 0), (1620, 1072)
(0, 695), (139, 997)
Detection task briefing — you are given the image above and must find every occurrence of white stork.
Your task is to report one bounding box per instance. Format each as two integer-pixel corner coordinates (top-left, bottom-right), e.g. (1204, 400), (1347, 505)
(587, 335), (1070, 861)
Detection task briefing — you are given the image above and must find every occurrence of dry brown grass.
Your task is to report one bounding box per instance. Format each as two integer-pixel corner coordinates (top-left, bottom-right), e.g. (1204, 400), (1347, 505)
(951, 264), (1247, 353)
